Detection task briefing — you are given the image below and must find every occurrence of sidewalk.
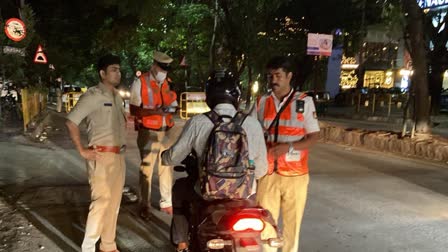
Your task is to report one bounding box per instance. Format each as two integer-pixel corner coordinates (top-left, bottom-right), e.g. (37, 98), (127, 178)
(322, 105), (448, 138)
(318, 105), (448, 163)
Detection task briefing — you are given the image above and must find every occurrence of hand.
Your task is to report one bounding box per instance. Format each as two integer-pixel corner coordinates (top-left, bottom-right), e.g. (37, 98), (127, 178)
(268, 143), (290, 158)
(161, 106), (178, 114)
(155, 107), (168, 116)
(79, 148), (102, 161)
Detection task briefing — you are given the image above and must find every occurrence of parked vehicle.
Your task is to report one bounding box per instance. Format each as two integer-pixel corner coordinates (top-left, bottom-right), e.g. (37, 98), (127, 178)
(0, 82), (22, 121)
(305, 90), (331, 115)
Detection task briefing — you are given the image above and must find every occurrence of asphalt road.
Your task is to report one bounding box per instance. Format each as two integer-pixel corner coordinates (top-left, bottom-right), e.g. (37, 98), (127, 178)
(0, 112), (447, 252)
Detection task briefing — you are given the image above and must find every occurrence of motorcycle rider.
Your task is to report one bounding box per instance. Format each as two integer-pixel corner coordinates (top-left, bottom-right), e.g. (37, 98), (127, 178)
(161, 70), (268, 252)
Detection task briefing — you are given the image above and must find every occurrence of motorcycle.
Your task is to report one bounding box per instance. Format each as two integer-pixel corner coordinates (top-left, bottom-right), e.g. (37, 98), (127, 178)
(0, 82), (21, 121)
(171, 153), (283, 252)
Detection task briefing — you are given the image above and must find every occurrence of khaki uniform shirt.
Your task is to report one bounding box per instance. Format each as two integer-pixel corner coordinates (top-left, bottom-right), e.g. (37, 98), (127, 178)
(66, 82), (127, 147)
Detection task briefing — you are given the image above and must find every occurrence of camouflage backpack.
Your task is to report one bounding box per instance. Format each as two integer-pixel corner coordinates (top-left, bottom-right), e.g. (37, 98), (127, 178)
(200, 110), (254, 200)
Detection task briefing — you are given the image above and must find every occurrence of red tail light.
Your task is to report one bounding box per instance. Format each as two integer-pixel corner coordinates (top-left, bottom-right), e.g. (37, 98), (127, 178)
(232, 218), (264, 231)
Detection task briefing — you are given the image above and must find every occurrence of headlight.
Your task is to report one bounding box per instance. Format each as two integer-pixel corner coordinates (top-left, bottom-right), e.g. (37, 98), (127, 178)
(126, 91), (131, 97)
(119, 90), (125, 97)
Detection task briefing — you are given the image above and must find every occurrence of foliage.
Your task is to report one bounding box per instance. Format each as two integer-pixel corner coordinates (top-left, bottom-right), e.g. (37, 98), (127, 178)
(0, 4), (37, 87)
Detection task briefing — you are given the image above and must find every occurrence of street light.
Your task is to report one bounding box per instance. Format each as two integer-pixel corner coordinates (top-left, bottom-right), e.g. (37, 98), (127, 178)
(252, 81), (259, 94)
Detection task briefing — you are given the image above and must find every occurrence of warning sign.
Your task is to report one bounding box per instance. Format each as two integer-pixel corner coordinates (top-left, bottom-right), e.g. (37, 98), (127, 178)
(33, 44), (47, 64)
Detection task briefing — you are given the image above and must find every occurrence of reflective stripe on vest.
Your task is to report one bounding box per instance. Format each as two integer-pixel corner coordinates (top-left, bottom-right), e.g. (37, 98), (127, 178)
(140, 73), (176, 130)
(257, 91), (309, 176)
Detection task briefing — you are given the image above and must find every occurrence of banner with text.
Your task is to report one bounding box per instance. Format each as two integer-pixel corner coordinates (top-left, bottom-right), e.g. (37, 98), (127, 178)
(307, 33), (333, 56)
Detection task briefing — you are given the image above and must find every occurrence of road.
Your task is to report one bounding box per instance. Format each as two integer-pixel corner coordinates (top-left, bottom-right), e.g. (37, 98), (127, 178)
(0, 112), (447, 252)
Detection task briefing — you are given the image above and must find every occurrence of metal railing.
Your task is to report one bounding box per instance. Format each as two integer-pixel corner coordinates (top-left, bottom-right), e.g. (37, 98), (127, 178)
(21, 88), (47, 131)
(179, 92), (210, 119)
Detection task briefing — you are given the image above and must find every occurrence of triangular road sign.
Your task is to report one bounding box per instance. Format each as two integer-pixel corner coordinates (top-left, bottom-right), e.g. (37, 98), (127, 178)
(33, 45), (47, 64)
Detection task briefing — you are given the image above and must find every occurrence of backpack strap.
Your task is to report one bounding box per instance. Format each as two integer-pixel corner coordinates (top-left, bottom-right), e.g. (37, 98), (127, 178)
(231, 111), (249, 126)
(204, 110), (232, 126)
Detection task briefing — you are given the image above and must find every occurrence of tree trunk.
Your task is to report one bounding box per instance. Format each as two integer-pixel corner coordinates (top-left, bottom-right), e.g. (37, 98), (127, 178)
(209, 0), (218, 71)
(245, 63), (252, 110)
(429, 62), (443, 115)
(402, 0), (431, 134)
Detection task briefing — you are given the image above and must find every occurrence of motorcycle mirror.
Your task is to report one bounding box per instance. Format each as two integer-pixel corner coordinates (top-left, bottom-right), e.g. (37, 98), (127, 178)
(174, 165), (186, 172)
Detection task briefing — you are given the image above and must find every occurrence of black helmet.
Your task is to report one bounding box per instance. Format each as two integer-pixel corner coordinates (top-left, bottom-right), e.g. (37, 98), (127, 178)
(205, 70), (241, 109)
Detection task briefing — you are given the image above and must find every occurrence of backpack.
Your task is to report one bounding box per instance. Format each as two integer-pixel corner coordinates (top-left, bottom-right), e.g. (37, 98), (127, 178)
(200, 110), (255, 200)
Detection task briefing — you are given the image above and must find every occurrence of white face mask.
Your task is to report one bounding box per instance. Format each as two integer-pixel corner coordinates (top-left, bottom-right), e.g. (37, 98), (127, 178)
(155, 71), (167, 82)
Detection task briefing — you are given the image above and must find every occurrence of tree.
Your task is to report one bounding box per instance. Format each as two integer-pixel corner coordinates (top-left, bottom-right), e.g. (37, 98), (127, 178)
(402, 0), (431, 134)
(28, 0), (169, 85)
(424, 9), (448, 114)
(0, 3), (37, 86)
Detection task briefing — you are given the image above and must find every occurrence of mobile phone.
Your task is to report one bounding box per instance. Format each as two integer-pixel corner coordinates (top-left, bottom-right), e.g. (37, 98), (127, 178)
(296, 100), (305, 113)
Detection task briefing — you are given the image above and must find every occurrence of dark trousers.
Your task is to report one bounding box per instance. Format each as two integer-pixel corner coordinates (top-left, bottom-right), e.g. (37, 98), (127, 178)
(171, 177), (202, 245)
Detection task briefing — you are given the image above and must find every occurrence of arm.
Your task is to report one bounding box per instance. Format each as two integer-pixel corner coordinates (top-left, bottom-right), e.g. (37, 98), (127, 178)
(268, 132), (320, 158)
(65, 120), (99, 161)
(251, 120), (268, 179)
(269, 96), (320, 156)
(161, 118), (196, 166)
(65, 91), (100, 161)
(130, 104), (167, 117)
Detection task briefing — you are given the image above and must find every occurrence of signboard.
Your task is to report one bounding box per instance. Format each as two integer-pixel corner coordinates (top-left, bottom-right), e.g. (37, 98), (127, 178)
(307, 33), (333, 56)
(179, 92), (209, 119)
(4, 18), (26, 42)
(3, 46), (25, 56)
(418, 0), (448, 9)
(185, 92), (206, 100)
(33, 44), (48, 64)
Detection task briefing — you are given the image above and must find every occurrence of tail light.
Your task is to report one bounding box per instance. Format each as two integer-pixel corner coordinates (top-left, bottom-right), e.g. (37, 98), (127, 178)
(232, 217), (264, 232)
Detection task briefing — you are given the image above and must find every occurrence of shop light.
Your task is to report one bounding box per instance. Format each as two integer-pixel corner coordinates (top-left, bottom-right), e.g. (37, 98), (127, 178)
(341, 64), (359, 69)
(399, 69), (413, 76)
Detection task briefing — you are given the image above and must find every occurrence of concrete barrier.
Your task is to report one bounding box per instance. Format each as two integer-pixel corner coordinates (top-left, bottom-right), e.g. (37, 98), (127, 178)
(319, 122), (448, 163)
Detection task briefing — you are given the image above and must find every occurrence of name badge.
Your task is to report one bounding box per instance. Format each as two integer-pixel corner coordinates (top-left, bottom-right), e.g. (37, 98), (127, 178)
(104, 103), (112, 107)
(285, 150), (301, 162)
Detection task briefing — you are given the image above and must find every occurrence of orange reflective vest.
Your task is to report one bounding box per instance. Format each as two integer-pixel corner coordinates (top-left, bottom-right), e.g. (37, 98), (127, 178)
(257, 91), (309, 176)
(140, 73), (177, 130)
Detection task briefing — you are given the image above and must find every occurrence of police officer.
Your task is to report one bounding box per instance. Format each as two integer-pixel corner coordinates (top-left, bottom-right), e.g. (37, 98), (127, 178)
(255, 56), (320, 252)
(66, 54), (126, 252)
(129, 51), (179, 217)
(161, 70), (268, 252)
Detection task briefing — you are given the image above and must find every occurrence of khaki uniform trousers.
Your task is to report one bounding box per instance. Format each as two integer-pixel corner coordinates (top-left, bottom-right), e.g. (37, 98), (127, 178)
(257, 173), (309, 252)
(137, 125), (181, 209)
(82, 152), (126, 252)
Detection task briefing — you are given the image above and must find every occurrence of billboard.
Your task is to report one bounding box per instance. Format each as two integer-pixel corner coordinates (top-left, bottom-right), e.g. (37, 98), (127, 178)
(307, 33), (333, 56)
(418, 0), (448, 9)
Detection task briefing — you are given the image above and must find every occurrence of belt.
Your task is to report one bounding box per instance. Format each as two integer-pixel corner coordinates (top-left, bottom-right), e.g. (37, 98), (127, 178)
(89, 145), (126, 154)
